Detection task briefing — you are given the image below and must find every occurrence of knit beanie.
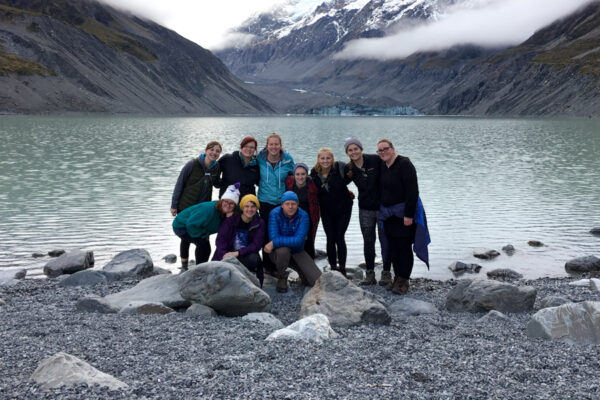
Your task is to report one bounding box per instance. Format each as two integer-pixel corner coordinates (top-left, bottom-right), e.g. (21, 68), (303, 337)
(240, 136), (258, 149)
(221, 183), (241, 204)
(240, 194), (260, 210)
(344, 136), (363, 152)
(281, 191), (299, 204)
(293, 163), (309, 173)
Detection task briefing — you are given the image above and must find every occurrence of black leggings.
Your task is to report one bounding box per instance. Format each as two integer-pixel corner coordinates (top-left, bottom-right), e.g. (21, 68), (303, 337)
(387, 236), (414, 279)
(179, 235), (211, 264)
(321, 211), (352, 270)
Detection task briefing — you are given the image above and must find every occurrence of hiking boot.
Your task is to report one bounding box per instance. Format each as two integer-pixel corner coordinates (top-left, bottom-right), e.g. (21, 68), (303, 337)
(360, 270), (377, 285)
(392, 277), (409, 295)
(276, 277), (288, 293)
(379, 270), (392, 287)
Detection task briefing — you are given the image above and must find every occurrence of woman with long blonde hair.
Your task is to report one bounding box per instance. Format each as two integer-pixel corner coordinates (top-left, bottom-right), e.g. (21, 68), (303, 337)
(310, 148), (353, 276)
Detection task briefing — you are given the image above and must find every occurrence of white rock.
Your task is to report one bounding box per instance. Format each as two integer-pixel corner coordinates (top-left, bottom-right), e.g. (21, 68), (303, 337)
(568, 279), (591, 287)
(242, 312), (284, 329)
(527, 301), (600, 344)
(590, 278), (600, 292)
(266, 314), (337, 344)
(31, 352), (127, 390)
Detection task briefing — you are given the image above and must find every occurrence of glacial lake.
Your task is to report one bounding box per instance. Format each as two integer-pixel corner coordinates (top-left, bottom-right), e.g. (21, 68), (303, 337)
(1, 115), (598, 280)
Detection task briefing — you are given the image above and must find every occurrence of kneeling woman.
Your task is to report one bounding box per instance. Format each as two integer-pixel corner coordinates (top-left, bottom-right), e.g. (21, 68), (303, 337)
(172, 184), (240, 269)
(213, 194), (265, 286)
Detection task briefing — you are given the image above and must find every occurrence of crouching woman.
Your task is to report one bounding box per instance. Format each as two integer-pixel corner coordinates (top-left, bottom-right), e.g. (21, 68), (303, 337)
(172, 184), (240, 269)
(213, 194), (266, 286)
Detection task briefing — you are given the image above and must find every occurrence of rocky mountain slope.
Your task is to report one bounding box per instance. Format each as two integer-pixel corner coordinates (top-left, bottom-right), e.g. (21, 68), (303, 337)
(0, 0), (273, 114)
(217, 0), (600, 116)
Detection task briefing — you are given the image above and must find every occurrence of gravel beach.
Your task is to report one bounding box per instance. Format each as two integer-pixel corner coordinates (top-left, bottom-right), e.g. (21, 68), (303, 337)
(1, 274), (599, 399)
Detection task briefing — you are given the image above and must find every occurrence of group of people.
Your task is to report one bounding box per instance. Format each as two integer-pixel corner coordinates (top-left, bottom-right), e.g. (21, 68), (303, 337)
(170, 133), (429, 294)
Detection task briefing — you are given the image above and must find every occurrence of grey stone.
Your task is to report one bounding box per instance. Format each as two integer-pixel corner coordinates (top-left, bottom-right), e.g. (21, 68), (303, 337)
(487, 268), (523, 280)
(76, 274), (189, 313)
(591, 278), (600, 292)
(242, 312), (284, 329)
(527, 301), (600, 344)
(48, 249), (66, 257)
(473, 249), (500, 260)
(58, 270), (112, 287)
(314, 249), (327, 260)
(0, 269), (27, 286)
(120, 302), (175, 315)
(0, 298), (5, 306)
(446, 279), (537, 313)
(502, 244), (516, 255)
(528, 240), (544, 247)
(43, 251), (94, 277)
(389, 297), (437, 320)
(150, 267), (172, 276)
(179, 261), (270, 317)
(565, 256), (600, 273)
(103, 249), (154, 278)
(448, 261), (482, 274)
(477, 310), (510, 324)
(345, 266), (364, 280)
(163, 254), (177, 263)
(266, 314), (337, 344)
(300, 271), (391, 326)
(32, 252), (46, 258)
(186, 303), (217, 318)
(590, 227), (600, 236)
(537, 295), (572, 310)
(31, 352), (127, 390)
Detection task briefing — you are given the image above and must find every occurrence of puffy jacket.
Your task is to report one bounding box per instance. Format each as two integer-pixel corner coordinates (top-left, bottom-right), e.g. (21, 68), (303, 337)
(285, 175), (320, 242)
(212, 214), (265, 261)
(268, 206), (309, 253)
(172, 201), (222, 239)
(257, 149), (294, 204)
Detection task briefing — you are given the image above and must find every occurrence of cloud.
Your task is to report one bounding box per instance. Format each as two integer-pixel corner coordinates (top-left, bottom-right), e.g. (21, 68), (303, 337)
(335, 0), (596, 61)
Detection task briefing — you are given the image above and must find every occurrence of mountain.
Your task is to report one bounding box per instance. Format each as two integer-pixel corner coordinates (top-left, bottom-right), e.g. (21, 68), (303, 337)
(217, 0), (600, 116)
(0, 0), (273, 114)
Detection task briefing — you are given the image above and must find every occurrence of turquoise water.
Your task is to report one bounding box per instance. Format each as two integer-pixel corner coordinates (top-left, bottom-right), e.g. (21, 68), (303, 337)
(1, 115), (599, 279)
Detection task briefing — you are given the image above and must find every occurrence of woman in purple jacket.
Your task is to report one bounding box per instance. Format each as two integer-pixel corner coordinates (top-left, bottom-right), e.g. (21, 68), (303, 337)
(213, 194), (265, 285)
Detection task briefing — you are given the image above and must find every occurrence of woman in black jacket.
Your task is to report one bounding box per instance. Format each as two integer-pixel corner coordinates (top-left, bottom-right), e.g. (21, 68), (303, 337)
(310, 148), (353, 276)
(218, 136), (260, 199)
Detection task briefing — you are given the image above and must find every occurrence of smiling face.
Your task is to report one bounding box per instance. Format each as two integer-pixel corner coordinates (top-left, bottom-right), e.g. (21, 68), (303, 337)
(242, 201), (257, 219)
(377, 140), (395, 163)
(220, 199), (236, 215)
(317, 151), (333, 170)
(282, 200), (298, 217)
(240, 141), (256, 159)
(266, 137), (282, 157)
(346, 144), (362, 162)
(294, 167), (307, 187)
(205, 145), (222, 163)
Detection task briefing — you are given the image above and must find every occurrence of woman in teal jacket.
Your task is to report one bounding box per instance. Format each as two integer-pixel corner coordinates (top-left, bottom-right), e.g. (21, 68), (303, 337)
(172, 184), (240, 269)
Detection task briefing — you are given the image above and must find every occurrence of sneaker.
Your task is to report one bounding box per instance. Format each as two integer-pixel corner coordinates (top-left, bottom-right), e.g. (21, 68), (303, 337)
(360, 270), (377, 285)
(379, 270), (392, 287)
(276, 277), (288, 293)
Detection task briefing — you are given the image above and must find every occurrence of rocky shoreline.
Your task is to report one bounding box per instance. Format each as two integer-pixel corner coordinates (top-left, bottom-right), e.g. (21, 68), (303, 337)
(1, 250), (600, 399)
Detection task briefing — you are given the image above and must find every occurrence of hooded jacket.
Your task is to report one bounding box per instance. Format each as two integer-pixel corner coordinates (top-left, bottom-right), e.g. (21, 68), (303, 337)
(257, 149), (294, 205)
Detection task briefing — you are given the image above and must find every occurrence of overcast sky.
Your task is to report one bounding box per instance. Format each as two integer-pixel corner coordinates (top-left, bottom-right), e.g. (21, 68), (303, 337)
(100, 0), (595, 57)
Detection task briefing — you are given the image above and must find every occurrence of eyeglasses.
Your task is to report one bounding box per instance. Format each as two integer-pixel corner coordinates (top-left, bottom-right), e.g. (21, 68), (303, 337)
(242, 145), (256, 150)
(376, 147), (392, 154)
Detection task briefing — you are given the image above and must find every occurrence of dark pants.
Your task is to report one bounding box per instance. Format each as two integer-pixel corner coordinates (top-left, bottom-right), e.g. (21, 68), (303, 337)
(175, 228), (211, 264)
(383, 217), (416, 279)
(269, 247), (321, 285)
(260, 202), (280, 273)
(237, 253), (264, 286)
(358, 208), (390, 271)
(321, 210), (352, 270)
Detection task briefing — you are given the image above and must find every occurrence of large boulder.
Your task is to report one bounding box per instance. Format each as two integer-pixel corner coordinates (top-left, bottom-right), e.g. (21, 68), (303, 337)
(527, 301), (600, 344)
(76, 274), (189, 313)
(565, 255), (600, 274)
(221, 257), (260, 287)
(179, 261), (270, 317)
(58, 270), (117, 287)
(389, 297), (438, 320)
(266, 314), (337, 344)
(43, 251), (94, 277)
(446, 279), (537, 313)
(300, 272), (391, 326)
(31, 352), (127, 390)
(103, 249), (153, 278)
(0, 269), (27, 286)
